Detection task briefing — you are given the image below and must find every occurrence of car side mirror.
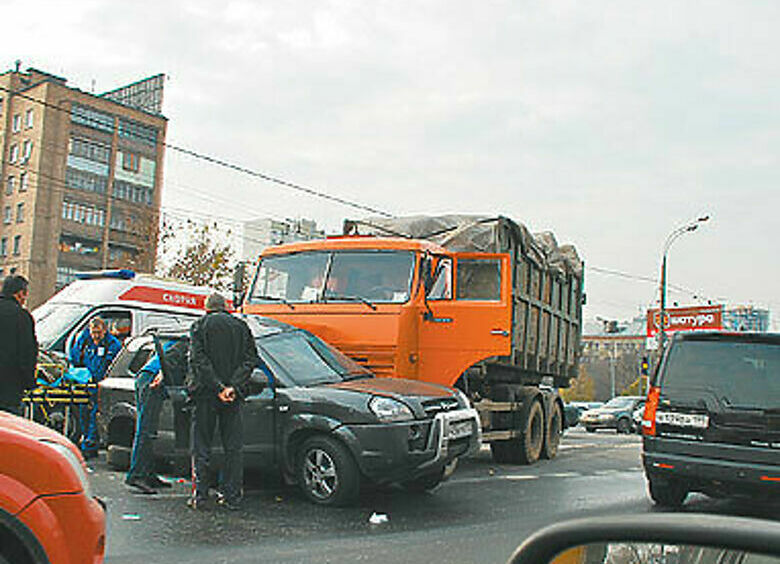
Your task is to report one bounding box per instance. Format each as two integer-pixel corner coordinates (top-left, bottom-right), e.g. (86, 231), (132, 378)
(508, 514), (780, 564)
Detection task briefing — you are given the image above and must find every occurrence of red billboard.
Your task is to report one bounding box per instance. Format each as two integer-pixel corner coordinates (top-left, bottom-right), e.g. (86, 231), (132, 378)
(646, 305), (723, 337)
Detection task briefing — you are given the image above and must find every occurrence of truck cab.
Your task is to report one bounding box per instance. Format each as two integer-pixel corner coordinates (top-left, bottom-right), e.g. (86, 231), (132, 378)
(242, 237), (511, 389)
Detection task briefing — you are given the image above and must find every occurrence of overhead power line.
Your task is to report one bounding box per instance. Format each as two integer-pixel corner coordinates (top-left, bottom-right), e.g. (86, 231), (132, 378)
(0, 84), (394, 218)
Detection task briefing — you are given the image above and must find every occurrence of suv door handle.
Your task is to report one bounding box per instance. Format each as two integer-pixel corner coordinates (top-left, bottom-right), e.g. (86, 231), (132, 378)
(491, 329), (509, 337)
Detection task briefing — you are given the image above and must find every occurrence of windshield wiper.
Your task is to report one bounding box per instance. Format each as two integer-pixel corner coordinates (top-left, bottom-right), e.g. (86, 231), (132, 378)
(323, 294), (377, 311)
(253, 295), (295, 310)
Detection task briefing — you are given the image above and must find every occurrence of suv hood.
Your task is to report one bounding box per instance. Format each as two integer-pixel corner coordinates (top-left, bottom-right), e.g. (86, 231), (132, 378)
(329, 377), (454, 400)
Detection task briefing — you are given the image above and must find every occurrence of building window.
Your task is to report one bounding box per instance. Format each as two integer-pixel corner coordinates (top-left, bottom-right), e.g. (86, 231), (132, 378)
(70, 104), (114, 133)
(122, 152), (140, 172)
(3, 206), (10, 225)
(16, 203), (23, 223)
(65, 168), (107, 194)
(22, 140), (32, 162)
(19, 172), (27, 192)
(12, 114), (21, 132)
(0, 238), (6, 257)
(25, 109), (33, 129)
(119, 118), (157, 146)
(5, 176), (14, 195)
(9, 144), (18, 164)
(69, 137), (111, 164)
(13, 236), (21, 256)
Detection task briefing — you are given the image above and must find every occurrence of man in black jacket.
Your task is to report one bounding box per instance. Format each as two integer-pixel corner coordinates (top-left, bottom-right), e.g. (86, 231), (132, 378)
(187, 293), (258, 510)
(0, 275), (37, 415)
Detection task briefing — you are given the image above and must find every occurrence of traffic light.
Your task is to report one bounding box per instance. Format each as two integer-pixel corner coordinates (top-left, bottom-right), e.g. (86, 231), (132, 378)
(640, 356), (650, 376)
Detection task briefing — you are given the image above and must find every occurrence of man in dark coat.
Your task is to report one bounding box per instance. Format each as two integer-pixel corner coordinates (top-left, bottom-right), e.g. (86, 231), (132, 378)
(187, 293), (258, 510)
(0, 275), (37, 415)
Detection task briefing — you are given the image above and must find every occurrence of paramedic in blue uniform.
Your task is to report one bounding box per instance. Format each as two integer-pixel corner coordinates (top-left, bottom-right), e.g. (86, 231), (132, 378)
(125, 338), (189, 494)
(70, 317), (122, 458)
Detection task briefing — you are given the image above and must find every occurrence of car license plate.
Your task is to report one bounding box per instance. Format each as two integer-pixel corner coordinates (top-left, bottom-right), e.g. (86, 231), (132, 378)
(656, 411), (709, 429)
(448, 420), (472, 440)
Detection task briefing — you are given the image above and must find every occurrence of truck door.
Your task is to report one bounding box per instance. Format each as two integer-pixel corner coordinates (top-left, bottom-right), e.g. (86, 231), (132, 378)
(418, 253), (512, 388)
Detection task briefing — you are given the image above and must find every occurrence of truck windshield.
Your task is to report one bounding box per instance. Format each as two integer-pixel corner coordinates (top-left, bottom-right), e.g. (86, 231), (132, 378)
(258, 331), (371, 387)
(32, 302), (90, 350)
(251, 250), (415, 304)
(662, 340), (780, 410)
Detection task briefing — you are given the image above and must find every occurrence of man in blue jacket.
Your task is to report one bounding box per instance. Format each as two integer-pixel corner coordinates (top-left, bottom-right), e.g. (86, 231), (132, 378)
(70, 318), (122, 458)
(125, 337), (188, 494)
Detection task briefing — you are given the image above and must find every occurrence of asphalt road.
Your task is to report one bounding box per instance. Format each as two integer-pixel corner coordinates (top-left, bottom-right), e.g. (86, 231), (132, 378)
(91, 428), (780, 564)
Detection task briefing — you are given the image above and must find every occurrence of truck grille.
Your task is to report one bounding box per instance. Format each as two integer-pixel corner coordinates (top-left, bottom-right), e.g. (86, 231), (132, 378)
(422, 398), (460, 417)
(339, 344), (397, 378)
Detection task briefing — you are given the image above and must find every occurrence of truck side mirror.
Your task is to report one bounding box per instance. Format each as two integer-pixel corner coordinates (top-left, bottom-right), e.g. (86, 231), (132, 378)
(233, 262), (246, 307)
(421, 256), (434, 294)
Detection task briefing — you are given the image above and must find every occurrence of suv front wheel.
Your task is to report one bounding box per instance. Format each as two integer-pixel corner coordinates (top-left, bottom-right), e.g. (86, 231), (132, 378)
(648, 475), (688, 507)
(297, 436), (360, 506)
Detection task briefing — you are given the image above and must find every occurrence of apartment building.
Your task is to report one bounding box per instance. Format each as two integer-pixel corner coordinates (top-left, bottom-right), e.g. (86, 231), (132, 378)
(0, 64), (167, 307)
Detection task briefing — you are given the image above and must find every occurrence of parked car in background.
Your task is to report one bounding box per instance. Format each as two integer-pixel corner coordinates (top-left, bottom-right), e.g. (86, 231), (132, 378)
(580, 396), (646, 434)
(642, 332), (780, 507)
(569, 401), (603, 417)
(632, 405), (644, 433)
(0, 412), (105, 564)
(99, 315), (481, 506)
(563, 403), (581, 429)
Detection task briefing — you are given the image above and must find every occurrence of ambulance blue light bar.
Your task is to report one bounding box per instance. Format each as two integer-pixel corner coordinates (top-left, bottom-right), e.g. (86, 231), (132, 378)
(75, 269), (136, 281)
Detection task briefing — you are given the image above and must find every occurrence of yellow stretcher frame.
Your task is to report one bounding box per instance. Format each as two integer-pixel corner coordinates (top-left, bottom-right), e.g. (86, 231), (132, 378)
(22, 363), (98, 439)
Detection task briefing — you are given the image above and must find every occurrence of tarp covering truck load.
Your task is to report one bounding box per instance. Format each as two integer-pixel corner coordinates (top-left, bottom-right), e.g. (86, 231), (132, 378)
(240, 215), (584, 464)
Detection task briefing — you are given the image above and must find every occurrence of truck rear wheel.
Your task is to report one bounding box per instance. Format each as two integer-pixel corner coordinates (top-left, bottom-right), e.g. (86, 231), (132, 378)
(490, 398), (544, 465)
(541, 402), (563, 460)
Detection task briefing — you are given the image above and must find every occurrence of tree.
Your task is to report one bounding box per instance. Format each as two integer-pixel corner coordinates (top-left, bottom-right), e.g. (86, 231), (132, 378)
(161, 220), (235, 292)
(562, 365), (596, 401)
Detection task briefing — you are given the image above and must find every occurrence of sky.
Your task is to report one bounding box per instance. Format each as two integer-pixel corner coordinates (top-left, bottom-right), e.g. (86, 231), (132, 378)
(3, 0), (779, 327)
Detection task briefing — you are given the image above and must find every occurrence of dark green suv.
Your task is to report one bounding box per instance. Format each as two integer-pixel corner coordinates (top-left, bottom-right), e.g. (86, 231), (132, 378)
(99, 315), (481, 505)
(642, 332), (780, 507)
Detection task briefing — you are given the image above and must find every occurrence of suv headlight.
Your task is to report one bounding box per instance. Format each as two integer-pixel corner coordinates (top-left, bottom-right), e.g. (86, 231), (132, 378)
(369, 396), (414, 422)
(40, 440), (93, 498)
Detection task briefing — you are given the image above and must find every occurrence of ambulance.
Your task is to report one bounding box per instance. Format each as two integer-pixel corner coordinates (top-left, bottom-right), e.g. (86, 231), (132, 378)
(32, 270), (218, 355)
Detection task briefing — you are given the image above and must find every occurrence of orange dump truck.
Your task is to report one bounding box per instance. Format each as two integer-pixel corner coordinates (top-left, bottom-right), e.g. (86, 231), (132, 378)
(239, 215), (584, 464)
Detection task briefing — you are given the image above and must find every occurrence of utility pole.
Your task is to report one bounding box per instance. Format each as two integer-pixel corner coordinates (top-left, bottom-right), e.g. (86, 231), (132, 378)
(610, 340), (616, 398)
(659, 215), (710, 349)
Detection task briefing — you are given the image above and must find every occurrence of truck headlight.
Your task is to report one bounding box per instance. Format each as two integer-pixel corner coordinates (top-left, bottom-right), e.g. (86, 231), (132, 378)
(40, 440), (93, 498)
(369, 396), (414, 422)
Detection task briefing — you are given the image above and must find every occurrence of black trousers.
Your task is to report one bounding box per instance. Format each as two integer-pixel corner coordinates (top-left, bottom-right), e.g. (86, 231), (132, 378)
(190, 395), (244, 504)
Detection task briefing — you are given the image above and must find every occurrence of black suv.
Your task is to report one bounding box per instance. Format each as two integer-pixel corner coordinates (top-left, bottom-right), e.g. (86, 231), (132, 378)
(98, 315), (480, 505)
(642, 332), (780, 507)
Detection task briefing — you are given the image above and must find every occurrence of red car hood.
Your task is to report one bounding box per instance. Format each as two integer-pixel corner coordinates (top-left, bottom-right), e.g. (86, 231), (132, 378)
(0, 412), (77, 450)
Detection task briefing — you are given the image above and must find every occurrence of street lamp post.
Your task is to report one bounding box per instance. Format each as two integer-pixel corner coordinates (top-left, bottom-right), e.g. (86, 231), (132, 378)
(658, 215), (710, 349)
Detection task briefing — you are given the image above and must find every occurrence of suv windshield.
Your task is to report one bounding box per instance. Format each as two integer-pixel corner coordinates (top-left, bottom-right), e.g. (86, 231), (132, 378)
(32, 302), (90, 350)
(662, 340), (780, 410)
(258, 331), (371, 387)
(251, 250), (415, 304)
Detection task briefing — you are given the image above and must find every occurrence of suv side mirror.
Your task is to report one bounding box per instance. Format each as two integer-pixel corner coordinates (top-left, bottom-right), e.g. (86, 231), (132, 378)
(245, 368), (271, 397)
